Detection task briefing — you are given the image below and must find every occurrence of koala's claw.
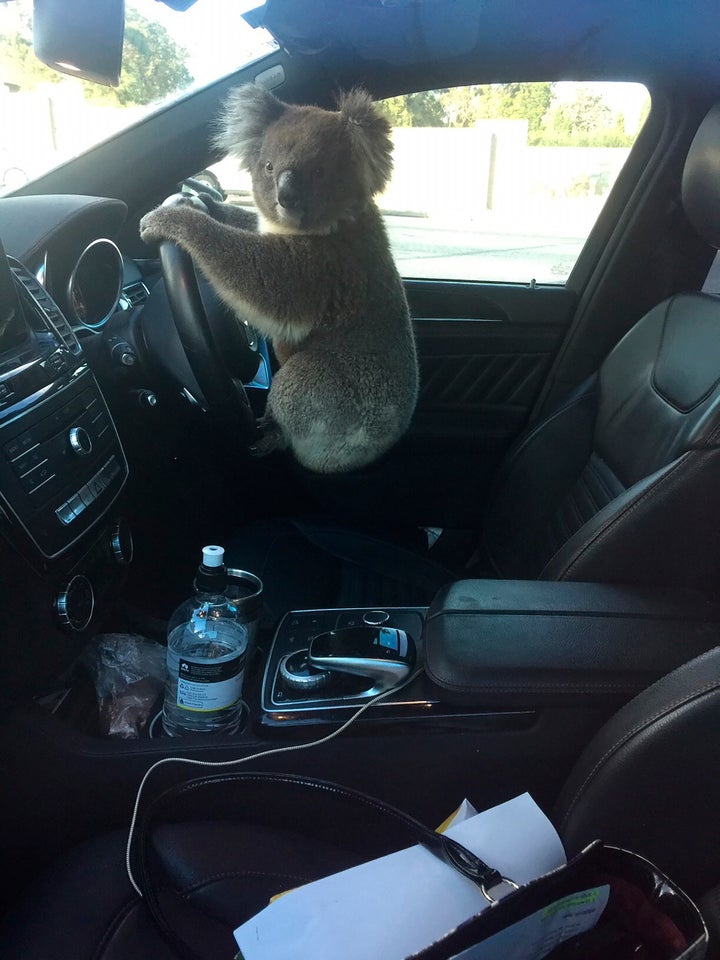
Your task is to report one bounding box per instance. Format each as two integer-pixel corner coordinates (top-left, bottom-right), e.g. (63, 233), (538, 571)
(248, 418), (286, 457)
(139, 204), (197, 244)
(139, 207), (174, 244)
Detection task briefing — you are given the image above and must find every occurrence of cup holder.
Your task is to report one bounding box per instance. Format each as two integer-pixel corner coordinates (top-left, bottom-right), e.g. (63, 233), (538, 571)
(146, 700), (250, 739)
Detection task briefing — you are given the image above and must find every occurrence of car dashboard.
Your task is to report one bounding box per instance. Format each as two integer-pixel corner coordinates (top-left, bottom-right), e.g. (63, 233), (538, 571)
(0, 196), (144, 687)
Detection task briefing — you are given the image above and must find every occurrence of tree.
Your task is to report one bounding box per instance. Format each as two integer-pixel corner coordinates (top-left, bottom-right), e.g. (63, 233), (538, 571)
(559, 89), (613, 135)
(437, 82), (553, 136)
(436, 85), (483, 127)
(377, 90), (445, 127)
(77, 8), (192, 106)
(0, 6), (62, 90)
(480, 83), (553, 140)
(539, 87), (634, 146)
(0, 2), (192, 107)
(88, 8), (192, 106)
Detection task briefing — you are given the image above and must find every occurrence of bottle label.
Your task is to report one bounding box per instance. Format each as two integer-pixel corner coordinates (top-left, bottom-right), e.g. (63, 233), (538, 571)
(176, 653), (245, 712)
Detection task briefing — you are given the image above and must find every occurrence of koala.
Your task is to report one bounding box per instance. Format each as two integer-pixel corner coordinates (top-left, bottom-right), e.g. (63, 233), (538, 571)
(139, 84), (418, 474)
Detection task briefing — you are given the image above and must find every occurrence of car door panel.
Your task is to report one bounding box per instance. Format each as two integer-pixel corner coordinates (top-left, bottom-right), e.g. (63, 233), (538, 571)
(305, 281), (577, 530)
(410, 280), (575, 443)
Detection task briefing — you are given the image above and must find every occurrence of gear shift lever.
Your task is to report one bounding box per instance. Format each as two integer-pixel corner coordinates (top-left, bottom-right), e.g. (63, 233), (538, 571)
(307, 625), (415, 693)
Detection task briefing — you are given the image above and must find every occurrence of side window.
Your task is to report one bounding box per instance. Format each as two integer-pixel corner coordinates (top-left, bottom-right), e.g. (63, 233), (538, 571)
(377, 82), (650, 284)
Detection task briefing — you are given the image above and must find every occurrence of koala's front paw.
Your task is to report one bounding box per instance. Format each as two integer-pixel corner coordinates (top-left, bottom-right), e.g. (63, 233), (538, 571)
(139, 204), (197, 245)
(249, 416), (287, 457)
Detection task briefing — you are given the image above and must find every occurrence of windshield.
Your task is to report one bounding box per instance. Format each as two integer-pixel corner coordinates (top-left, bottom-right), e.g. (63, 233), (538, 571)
(0, 0), (277, 194)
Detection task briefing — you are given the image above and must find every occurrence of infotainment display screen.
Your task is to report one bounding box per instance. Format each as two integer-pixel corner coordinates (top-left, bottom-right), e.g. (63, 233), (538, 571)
(0, 235), (30, 352)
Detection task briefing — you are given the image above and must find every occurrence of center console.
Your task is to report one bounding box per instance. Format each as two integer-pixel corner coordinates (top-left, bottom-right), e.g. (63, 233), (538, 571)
(256, 579), (720, 731)
(6, 575), (720, 900)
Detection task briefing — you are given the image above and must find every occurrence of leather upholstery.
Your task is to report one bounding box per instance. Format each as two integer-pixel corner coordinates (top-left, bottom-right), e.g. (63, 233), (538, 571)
(423, 579), (720, 707)
(483, 291), (720, 589)
(3, 647), (720, 958)
(555, 646), (720, 899)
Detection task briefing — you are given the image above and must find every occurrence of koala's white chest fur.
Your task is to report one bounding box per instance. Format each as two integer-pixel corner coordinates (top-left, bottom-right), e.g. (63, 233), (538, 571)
(222, 215), (313, 346)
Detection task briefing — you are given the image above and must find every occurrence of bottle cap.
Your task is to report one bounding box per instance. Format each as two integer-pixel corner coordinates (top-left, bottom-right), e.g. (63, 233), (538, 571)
(202, 545), (225, 567)
(196, 545), (227, 592)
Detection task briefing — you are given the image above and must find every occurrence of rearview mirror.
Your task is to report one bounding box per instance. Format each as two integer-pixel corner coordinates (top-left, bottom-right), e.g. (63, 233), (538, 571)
(32, 0), (125, 87)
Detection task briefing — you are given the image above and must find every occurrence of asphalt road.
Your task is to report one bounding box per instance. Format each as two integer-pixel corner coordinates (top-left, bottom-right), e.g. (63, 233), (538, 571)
(384, 214), (586, 284)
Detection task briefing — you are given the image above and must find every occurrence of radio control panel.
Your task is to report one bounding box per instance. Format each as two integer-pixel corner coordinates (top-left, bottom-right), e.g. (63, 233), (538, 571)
(0, 250), (129, 559)
(0, 368), (128, 558)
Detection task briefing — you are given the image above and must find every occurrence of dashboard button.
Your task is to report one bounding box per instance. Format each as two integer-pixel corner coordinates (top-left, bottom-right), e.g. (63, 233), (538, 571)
(79, 484), (96, 507)
(87, 474), (106, 498)
(66, 493), (86, 517)
(20, 460), (53, 492)
(28, 473), (62, 506)
(4, 431), (36, 461)
(12, 445), (44, 477)
(55, 502), (76, 526)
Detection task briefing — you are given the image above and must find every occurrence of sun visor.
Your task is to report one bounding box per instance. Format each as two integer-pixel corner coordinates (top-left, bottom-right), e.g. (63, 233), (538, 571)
(243, 0), (482, 63)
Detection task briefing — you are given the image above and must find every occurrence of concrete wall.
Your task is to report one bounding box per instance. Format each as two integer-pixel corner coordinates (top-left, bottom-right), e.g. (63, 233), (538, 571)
(1, 87), (633, 220)
(380, 123), (631, 221)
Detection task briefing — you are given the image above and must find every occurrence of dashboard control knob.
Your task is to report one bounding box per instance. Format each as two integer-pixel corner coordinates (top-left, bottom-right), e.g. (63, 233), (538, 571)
(68, 426), (92, 456)
(109, 517), (134, 565)
(56, 574), (95, 631)
(363, 609), (390, 625)
(279, 650), (331, 691)
(110, 340), (137, 367)
(131, 389), (158, 408)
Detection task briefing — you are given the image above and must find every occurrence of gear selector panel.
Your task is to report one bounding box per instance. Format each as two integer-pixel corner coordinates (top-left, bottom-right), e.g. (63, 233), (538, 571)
(262, 607), (425, 716)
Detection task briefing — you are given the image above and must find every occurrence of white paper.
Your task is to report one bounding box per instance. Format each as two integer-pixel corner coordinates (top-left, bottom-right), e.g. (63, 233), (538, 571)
(451, 885), (611, 960)
(233, 793), (566, 960)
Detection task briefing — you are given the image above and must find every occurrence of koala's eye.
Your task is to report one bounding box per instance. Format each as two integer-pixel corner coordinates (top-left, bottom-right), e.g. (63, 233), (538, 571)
(265, 160), (273, 173)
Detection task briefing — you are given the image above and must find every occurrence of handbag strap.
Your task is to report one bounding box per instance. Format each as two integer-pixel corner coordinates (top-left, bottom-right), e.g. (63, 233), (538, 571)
(131, 771), (511, 959)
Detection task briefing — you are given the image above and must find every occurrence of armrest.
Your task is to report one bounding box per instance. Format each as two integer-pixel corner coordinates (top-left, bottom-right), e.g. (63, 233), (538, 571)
(424, 580), (720, 708)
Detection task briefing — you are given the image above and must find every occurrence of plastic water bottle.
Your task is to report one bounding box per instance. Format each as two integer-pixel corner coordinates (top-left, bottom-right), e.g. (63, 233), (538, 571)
(162, 545), (248, 736)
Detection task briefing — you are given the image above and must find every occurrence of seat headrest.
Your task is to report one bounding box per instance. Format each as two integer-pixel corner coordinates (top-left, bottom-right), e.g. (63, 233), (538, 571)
(682, 103), (720, 248)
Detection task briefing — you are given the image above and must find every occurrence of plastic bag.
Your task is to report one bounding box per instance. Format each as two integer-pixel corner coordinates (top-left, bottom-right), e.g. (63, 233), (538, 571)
(82, 633), (166, 738)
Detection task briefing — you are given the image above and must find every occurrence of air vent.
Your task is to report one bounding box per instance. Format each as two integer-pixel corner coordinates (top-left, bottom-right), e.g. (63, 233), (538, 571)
(122, 281), (149, 308)
(9, 260), (82, 356)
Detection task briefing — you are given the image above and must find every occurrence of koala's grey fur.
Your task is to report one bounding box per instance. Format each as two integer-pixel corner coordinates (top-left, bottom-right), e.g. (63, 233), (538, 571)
(140, 84), (418, 474)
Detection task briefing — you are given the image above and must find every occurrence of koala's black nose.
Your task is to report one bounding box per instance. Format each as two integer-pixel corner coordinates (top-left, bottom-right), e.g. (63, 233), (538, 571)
(276, 169), (303, 211)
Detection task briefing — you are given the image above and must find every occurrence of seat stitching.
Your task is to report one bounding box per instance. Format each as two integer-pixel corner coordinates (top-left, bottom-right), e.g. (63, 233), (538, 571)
(586, 455), (618, 503)
(557, 678), (720, 833)
(566, 486), (585, 530)
(489, 387), (596, 489)
(540, 454), (689, 579)
(577, 470), (600, 515)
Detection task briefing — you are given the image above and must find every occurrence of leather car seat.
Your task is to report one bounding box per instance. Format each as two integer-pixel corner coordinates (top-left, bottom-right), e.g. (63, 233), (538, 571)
(228, 103), (720, 622)
(1, 645), (719, 959)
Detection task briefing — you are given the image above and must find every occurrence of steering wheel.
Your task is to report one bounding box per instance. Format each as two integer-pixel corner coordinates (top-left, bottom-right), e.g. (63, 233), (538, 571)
(157, 194), (259, 442)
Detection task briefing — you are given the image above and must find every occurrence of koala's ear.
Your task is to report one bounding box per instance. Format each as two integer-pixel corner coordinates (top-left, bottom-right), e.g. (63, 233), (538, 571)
(212, 83), (286, 170)
(338, 88), (393, 196)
